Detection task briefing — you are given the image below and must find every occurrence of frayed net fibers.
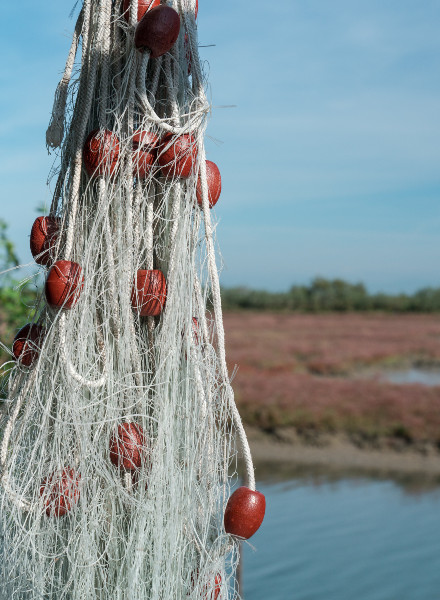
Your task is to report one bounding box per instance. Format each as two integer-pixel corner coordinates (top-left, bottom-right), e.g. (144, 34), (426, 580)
(0, 1), (255, 598)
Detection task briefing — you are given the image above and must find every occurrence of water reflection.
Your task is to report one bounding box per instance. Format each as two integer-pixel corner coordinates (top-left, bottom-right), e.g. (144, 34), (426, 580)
(242, 471), (440, 600)
(382, 367), (440, 386)
(249, 460), (440, 496)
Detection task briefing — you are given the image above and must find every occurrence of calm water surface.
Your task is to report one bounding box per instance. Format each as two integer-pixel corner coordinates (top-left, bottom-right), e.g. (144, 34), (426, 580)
(242, 477), (440, 600)
(383, 368), (440, 386)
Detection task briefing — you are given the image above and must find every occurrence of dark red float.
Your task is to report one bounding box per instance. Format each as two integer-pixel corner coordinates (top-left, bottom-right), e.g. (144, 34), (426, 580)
(158, 133), (197, 178)
(122, 0), (160, 23)
(45, 260), (84, 310)
(132, 130), (159, 178)
(224, 486), (266, 539)
(134, 5), (181, 58)
(196, 160), (222, 209)
(83, 129), (120, 177)
(30, 216), (60, 266)
(12, 323), (45, 367)
(131, 269), (167, 317)
(110, 423), (145, 471)
(40, 468), (80, 517)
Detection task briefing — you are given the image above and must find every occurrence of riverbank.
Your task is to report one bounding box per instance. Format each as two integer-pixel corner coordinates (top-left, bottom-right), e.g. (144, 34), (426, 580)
(244, 426), (440, 483)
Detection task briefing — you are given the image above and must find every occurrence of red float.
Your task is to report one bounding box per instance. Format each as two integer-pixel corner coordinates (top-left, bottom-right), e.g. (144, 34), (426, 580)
(40, 468), (80, 517)
(131, 269), (167, 317)
(191, 571), (221, 600)
(196, 160), (222, 209)
(12, 323), (45, 367)
(45, 260), (84, 310)
(110, 423), (145, 471)
(134, 5), (181, 58)
(30, 216), (60, 266)
(191, 317), (200, 345)
(224, 486), (266, 539)
(158, 133), (197, 178)
(122, 0), (160, 23)
(83, 129), (120, 177)
(132, 130), (159, 178)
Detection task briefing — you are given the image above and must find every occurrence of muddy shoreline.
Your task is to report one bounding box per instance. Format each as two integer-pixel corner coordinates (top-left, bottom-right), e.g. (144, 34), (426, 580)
(244, 426), (440, 483)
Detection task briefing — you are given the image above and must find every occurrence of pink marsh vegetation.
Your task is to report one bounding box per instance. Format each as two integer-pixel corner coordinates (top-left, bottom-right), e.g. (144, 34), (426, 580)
(224, 313), (440, 445)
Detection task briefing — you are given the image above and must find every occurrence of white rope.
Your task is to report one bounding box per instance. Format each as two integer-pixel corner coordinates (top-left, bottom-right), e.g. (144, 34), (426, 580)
(1, 374), (39, 513)
(46, 9), (84, 149)
(64, 4), (102, 259)
(199, 147), (256, 491)
(59, 312), (107, 388)
(136, 50), (209, 134)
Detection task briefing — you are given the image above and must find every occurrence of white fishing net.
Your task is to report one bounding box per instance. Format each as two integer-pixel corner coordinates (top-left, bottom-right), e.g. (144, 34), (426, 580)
(0, 1), (257, 598)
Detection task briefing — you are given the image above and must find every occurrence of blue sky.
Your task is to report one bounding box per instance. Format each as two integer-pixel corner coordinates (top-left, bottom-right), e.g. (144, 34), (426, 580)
(1, 0), (439, 293)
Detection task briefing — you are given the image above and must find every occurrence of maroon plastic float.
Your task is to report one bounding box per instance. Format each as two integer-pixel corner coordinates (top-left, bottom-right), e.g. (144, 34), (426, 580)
(196, 160), (222, 209)
(110, 423), (145, 471)
(158, 133), (197, 178)
(224, 486), (266, 539)
(131, 269), (167, 317)
(134, 5), (180, 58)
(132, 130), (159, 178)
(83, 129), (120, 177)
(12, 323), (45, 367)
(45, 260), (84, 310)
(30, 216), (60, 266)
(40, 468), (81, 517)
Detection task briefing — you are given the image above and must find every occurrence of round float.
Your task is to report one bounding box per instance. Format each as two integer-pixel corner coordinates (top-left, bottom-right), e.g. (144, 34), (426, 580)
(196, 160), (222, 209)
(131, 269), (167, 317)
(45, 260), (84, 310)
(40, 468), (80, 517)
(158, 133), (197, 179)
(134, 5), (180, 58)
(224, 486), (266, 539)
(12, 323), (45, 367)
(110, 423), (145, 471)
(83, 129), (120, 177)
(30, 216), (60, 266)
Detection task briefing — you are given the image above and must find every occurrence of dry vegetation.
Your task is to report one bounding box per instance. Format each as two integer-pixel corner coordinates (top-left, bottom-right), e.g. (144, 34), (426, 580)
(225, 313), (440, 448)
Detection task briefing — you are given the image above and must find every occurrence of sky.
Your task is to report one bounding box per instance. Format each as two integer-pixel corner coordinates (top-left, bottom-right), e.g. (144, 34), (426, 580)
(0, 0), (439, 293)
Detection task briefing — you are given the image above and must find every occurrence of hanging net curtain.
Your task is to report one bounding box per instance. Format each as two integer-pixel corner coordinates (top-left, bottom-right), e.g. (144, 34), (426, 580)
(0, 1), (265, 598)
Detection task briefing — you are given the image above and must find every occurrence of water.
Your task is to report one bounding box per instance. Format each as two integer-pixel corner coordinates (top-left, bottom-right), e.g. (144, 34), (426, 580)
(382, 368), (440, 386)
(242, 477), (440, 600)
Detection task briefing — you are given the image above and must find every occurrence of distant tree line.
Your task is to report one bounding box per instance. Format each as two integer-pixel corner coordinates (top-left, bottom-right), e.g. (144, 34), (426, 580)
(221, 278), (440, 313)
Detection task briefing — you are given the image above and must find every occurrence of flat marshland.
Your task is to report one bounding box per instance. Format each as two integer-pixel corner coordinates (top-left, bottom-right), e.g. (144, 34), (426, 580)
(225, 313), (440, 474)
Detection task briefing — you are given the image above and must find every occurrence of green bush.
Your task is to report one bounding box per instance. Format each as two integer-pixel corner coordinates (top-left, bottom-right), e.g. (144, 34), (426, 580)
(0, 219), (38, 367)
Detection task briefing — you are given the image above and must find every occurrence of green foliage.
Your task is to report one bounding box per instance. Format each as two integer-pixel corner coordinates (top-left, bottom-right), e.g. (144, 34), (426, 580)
(0, 219), (38, 368)
(0, 219), (20, 275)
(221, 277), (440, 313)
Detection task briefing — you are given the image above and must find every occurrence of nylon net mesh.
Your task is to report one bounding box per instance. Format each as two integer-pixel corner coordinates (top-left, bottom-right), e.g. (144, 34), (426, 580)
(0, 1), (256, 598)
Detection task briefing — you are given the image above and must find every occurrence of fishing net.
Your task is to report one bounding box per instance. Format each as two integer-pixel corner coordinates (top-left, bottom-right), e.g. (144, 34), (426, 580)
(0, 1), (264, 598)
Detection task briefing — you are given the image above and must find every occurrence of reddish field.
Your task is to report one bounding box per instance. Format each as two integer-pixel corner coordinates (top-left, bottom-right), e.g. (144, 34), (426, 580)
(224, 313), (440, 446)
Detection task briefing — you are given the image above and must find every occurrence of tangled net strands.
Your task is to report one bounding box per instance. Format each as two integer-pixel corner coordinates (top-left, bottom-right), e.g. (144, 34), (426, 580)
(0, 1), (265, 598)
